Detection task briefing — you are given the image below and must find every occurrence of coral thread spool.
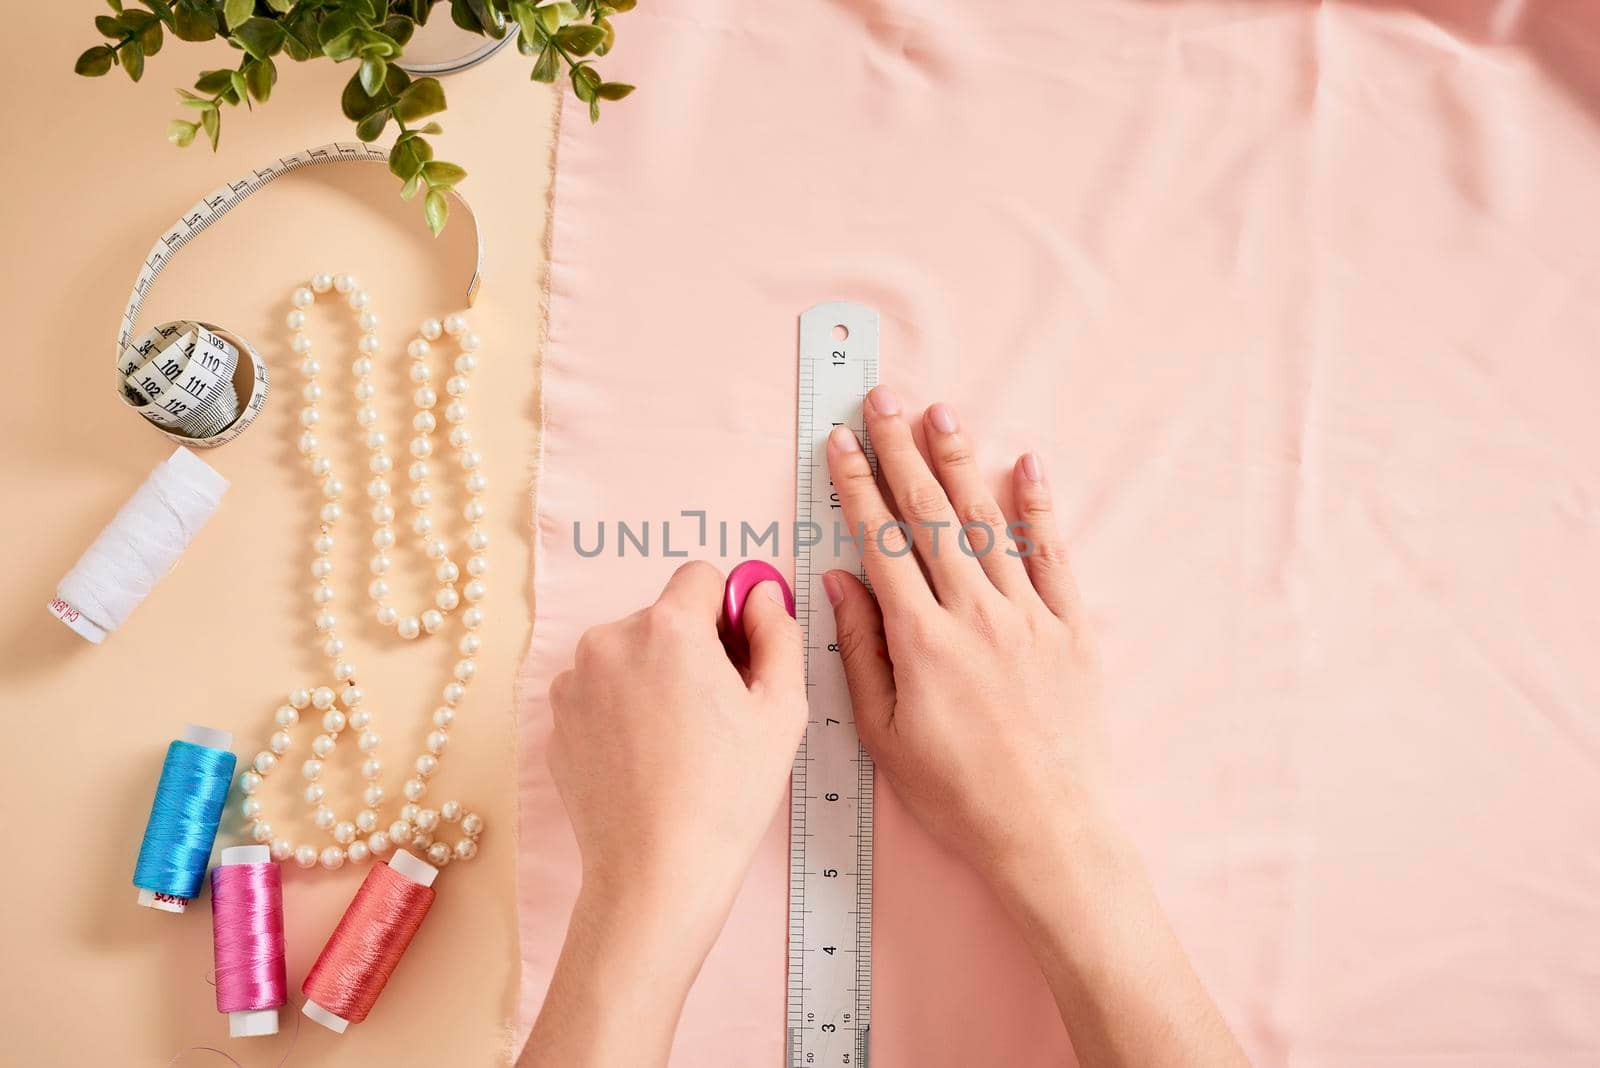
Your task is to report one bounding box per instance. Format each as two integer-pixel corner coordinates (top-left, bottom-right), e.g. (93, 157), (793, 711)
(133, 723), (236, 913)
(211, 845), (287, 1037)
(302, 849), (438, 1033)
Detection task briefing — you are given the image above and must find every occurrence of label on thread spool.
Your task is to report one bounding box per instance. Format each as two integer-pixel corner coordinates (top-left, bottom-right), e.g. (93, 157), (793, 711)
(117, 141), (485, 448)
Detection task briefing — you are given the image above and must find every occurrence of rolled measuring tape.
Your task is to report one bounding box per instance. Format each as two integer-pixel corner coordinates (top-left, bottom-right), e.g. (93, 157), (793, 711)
(116, 141), (485, 447)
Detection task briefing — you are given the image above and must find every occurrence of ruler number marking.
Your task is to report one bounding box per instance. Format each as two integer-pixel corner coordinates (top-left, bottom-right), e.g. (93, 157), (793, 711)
(791, 304), (877, 1067)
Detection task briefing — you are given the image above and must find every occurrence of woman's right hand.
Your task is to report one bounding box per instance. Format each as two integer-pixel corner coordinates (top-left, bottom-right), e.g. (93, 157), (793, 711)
(825, 386), (1248, 1068)
(823, 386), (1109, 884)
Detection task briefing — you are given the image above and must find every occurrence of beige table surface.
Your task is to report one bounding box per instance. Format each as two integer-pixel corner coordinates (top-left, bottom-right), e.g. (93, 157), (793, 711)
(1, 9), (555, 1065)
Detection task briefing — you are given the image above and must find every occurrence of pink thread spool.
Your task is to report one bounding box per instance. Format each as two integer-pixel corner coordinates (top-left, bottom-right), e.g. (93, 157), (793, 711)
(210, 845), (287, 1037)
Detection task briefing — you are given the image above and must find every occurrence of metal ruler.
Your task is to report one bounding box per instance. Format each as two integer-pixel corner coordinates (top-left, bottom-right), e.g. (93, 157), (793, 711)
(789, 302), (878, 1067)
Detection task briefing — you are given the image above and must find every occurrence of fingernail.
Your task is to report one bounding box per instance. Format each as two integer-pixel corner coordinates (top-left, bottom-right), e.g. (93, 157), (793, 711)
(928, 403), (958, 434)
(758, 580), (786, 606)
(868, 385), (901, 416)
(829, 424), (861, 452)
(822, 572), (845, 605)
(1021, 452), (1044, 482)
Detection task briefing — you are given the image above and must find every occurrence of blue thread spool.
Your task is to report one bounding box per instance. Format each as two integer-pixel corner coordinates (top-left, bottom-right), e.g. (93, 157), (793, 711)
(133, 724), (236, 913)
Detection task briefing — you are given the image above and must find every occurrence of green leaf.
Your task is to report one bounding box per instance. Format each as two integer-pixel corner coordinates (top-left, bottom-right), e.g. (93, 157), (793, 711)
(380, 15), (415, 46)
(266, 0), (293, 11)
(424, 189), (449, 236)
(140, 20), (164, 55)
(283, 12), (320, 57)
(387, 134), (432, 180)
(319, 10), (364, 56)
(122, 39), (145, 81)
(508, 0), (537, 36)
(95, 15), (123, 37)
(421, 160), (466, 186)
(356, 29), (399, 58)
(589, 96), (599, 123)
(229, 69), (249, 103)
(556, 23), (604, 55)
(595, 16), (613, 55)
(510, 1), (540, 53)
(384, 62), (412, 94)
(596, 81), (633, 101)
(323, 28), (360, 61)
(394, 77), (446, 121)
(359, 54), (386, 95)
(167, 119), (198, 146)
(531, 43), (559, 82)
(356, 109), (389, 141)
(106, 0), (124, 10)
(245, 56), (276, 101)
(172, 7), (217, 42)
(317, 8), (363, 40)
(450, 1), (482, 33)
(74, 45), (116, 76)
(466, 0), (505, 38)
(223, 0), (253, 32)
(537, 3), (561, 34)
(195, 68), (234, 93)
(116, 9), (156, 30)
(341, 72), (383, 119)
(233, 17), (286, 60)
(608, 0), (636, 11)
(202, 106), (220, 149)
(570, 62), (600, 102)
(388, 135), (431, 179)
(416, 121), (443, 134)
(401, 173), (422, 200)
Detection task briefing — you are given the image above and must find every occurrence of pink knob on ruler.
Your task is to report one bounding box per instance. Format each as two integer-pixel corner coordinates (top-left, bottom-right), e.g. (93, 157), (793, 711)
(722, 560), (796, 658)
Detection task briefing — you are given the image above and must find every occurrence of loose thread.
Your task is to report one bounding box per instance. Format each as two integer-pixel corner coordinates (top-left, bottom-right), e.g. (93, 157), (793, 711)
(163, 999), (303, 1068)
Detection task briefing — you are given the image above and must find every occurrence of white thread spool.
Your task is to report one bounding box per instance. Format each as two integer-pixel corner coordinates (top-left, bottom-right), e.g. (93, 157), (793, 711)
(48, 448), (228, 643)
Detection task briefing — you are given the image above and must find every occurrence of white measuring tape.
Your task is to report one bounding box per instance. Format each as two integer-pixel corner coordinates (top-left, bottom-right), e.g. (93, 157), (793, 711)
(791, 302), (879, 1067)
(115, 141), (484, 447)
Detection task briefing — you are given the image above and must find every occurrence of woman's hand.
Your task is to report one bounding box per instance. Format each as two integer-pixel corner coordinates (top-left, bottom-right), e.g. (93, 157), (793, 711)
(549, 559), (804, 909)
(824, 387), (1108, 883)
(526, 561), (804, 1068)
(824, 387), (1248, 1068)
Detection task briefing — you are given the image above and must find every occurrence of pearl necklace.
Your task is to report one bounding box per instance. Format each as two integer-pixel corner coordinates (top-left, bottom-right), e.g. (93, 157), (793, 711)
(235, 272), (487, 874)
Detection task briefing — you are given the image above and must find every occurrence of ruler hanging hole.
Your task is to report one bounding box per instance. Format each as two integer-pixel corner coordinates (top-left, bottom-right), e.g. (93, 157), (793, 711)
(832, 324), (850, 342)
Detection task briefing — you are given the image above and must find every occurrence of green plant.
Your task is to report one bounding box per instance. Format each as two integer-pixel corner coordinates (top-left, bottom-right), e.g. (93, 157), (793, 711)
(76, 1), (636, 233)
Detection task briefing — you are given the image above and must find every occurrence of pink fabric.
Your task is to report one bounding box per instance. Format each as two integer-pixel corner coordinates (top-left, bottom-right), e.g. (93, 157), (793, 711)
(515, 1), (1600, 1063)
